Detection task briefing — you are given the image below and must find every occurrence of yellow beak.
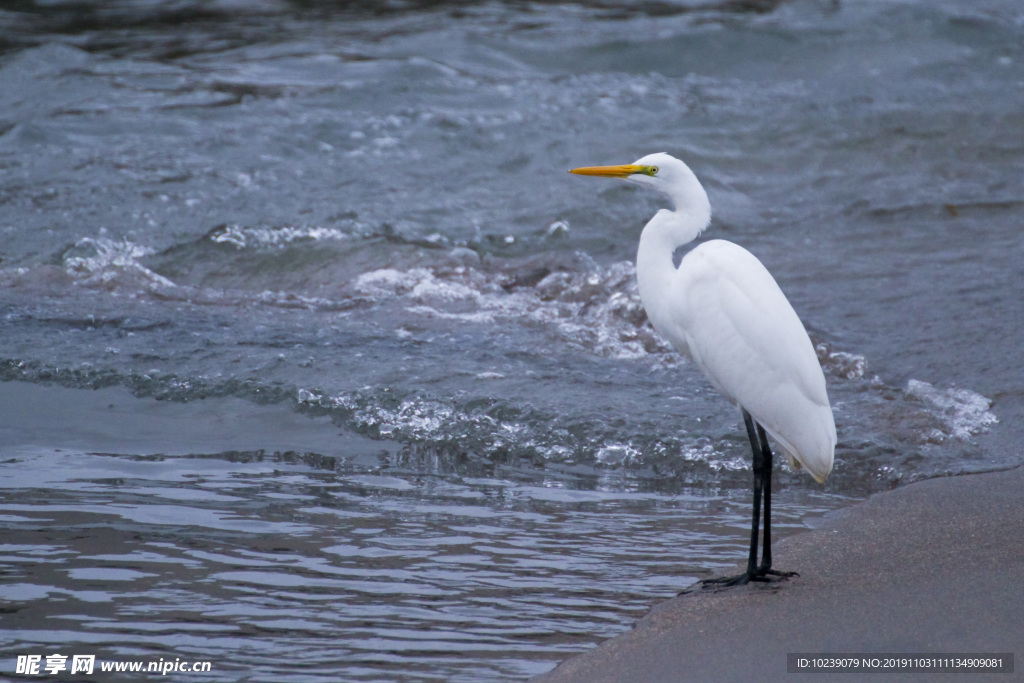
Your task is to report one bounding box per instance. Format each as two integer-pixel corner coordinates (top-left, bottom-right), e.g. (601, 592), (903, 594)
(569, 164), (647, 178)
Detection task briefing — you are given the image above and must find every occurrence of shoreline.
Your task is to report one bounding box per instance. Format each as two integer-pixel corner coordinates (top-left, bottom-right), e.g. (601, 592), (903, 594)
(537, 465), (1023, 682)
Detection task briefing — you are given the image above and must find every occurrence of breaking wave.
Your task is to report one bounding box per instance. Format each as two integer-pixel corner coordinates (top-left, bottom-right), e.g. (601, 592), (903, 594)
(0, 230), (1000, 490)
(208, 223), (355, 249)
(905, 379), (998, 441)
(352, 259), (669, 360)
(62, 237), (176, 293)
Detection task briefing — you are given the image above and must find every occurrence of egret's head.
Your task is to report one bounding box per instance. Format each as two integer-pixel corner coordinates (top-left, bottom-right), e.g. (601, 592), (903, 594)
(570, 152), (709, 218)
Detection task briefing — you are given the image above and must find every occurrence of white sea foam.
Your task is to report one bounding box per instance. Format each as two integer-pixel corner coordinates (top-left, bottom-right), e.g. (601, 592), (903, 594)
(299, 386), (566, 461)
(298, 388), (478, 441)
(475, 372), (505, 380)
(595, 444), (640, 467)
(210, 223), (352, 249)
(905, 379), (998, 440)
(353, 261), (673, 361)
(677, 442), (747, 471)
(255, 290), (339, 310)
(297, 387), (742, 471)
(63, 237), (176, 292)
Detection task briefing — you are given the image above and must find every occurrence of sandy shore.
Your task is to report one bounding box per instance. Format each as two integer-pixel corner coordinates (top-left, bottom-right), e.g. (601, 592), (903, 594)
(537, 466), (1022, 682)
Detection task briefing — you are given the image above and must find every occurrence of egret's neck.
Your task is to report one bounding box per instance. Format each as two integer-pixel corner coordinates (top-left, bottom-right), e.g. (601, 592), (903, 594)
(636, 191), (710, 333)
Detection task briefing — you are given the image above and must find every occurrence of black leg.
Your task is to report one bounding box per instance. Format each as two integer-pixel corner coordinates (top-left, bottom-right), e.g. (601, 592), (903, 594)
(757, 422), (773, 572)
(744, 409), (764, 576)
(755, 422), (798, 580)
(681, 410), (797, 593)
(682, 409), (765, 591)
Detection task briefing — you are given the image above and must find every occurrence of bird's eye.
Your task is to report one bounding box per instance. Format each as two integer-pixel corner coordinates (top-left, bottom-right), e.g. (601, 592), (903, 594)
(649, 166), (659, 176)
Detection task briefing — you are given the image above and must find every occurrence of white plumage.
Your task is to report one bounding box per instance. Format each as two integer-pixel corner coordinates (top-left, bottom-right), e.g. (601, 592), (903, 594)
(657, 239), (835, 482)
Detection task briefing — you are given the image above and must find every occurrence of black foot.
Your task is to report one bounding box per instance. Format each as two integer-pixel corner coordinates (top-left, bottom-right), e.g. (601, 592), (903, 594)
(679, 568), (798, 594)
(760, 568), (798, 579)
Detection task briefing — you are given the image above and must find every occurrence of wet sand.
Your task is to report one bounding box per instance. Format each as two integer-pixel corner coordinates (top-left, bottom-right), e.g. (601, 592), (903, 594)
(537, 466), (1023, 682)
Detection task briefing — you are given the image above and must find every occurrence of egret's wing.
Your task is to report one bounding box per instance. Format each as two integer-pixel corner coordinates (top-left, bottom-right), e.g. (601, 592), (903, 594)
(670, 240), (835, 481)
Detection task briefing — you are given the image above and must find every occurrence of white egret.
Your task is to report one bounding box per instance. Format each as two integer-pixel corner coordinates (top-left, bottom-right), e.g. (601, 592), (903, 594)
(570, 153), (836, 587)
